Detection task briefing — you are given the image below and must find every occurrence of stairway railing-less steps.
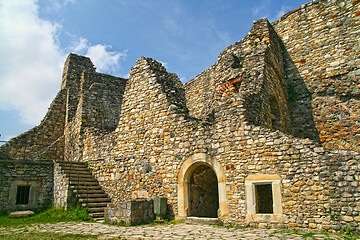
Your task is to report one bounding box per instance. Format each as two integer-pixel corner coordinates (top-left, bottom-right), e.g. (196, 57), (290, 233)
(56, 160), (111, 222)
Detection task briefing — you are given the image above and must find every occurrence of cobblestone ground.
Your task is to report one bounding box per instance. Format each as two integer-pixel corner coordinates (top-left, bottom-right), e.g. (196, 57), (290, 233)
(0, 222), (345, 239)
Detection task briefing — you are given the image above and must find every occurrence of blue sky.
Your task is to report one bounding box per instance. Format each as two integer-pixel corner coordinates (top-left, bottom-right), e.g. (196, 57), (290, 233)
(0, 0), (309, 142)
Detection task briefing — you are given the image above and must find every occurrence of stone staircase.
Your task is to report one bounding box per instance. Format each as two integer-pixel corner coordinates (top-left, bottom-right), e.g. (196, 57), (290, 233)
(57, 161), (111, 221)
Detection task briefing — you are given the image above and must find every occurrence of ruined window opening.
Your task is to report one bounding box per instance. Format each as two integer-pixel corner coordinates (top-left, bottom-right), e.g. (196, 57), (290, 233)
(269, 95), (280, 130)
(16, 186), (30, 205)
(255, 184), (273, 214)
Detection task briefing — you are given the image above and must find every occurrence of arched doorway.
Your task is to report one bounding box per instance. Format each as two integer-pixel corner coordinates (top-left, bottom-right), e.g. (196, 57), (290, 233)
(189, 164), (219, 218)
(177, 153), (228, 219)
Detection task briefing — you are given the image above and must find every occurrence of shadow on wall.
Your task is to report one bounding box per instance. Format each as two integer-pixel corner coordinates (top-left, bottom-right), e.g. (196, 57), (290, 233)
(282, 44), (320, 143)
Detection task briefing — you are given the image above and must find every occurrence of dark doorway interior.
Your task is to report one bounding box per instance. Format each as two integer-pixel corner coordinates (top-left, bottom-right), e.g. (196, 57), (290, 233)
(255, 184), (273, 214)
(189, 164), (219, 218)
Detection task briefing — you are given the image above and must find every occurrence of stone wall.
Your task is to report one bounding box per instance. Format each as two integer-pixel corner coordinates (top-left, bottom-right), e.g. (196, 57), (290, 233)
(0, 0), (359, 233)
(273, 0), (360, 151)
(105, 200), (155, 225)
(0, 90), (67, 160)
(80, 71), (127, 132)
(73, 15), (360, 231)
(184, 19), (292, 134)
(218, 122), (360, 230)
(53, 162), (77, 209)
(82, 56), (194, 213)
(0, 159), (53, 212)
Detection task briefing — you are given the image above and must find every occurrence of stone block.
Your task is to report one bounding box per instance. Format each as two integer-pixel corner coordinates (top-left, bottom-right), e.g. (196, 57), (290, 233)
(9, 211), (34, 218)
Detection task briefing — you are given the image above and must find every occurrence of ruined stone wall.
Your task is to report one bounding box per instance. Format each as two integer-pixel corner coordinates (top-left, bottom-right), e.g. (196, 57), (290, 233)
(62, 54), (95, 123)
(184, 19), (292, 134)
(80, 71), (127, 132)
(64, 69), (127, 162)
(0, 54), (96, 161)
(217, 121), (360, 230)
(53, 162), (71, 208)
(82, 57), (197, 216)
(0, 159), (53, 212)
(273, 0), (360, 151)
(0, 0), (359, 232)
(0, 90), (67, 160)
(63, 54), (96, 162)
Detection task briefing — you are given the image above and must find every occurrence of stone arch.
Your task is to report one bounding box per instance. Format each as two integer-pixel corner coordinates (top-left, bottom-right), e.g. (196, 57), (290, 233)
(177, 153), (228, 219)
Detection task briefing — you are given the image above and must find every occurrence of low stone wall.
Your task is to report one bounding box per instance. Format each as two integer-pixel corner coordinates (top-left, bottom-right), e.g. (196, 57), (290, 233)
(105, 200), (155, 225)
(53, 162), (77, 209)
(0, 159), (53, 213)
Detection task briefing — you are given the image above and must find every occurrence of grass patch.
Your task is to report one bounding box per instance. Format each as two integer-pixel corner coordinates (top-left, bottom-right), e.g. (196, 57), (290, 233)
(0, 232), (98, 240)
(301, 232), (315, 239)
(0, 206), (93, 228)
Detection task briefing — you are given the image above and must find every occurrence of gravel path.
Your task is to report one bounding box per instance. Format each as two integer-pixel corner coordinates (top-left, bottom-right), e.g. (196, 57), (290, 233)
(0, 222), (343, 239)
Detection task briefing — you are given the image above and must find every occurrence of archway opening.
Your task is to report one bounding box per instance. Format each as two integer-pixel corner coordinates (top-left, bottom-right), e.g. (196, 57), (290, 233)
(189, 164), (219, 218)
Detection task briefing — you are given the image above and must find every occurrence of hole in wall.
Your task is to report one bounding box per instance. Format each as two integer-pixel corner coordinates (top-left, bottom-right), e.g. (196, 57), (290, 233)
(189, 164), (219, 218)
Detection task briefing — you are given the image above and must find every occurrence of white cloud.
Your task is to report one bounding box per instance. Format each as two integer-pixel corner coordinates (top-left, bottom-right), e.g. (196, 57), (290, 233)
(41, 0), (76, 13)
(71, 37), (127, 74)
(0, 0), (127, 126)
(273, 5), (292, 21)
(251, 1), (291, 22)
(159, 61), (168, 69)
(86, 45), (127, 74)
(251, 0), (270, 18)
(0, 0), (64, 125)
(72, 37), (89, 52)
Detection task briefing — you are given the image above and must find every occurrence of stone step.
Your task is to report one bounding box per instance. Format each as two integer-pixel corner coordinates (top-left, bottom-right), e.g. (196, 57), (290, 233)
(60, 167), (90, 172)
(70, 185), (102, 190)
(185, 216), (220, 225)
(89, 212), (105, 218)
(57, 161), (110, 222)
(76, 193), (108, 199)
(95, 218), (105, 223)
(58, 164), (88, 169)
(79, 198), (111, 203)
(57, 162), (88, 168)
(82, 202), (109, 208)
(87, 207), (105, 213)
(70, 181), (99, 186)
(64, 171), (93, 177)
(72, 189), (105, 194)
(68, 177), (97, 182)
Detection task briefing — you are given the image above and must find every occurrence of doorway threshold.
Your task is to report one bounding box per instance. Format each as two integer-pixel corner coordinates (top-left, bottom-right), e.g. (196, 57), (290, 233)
(185, 216), (220, 224)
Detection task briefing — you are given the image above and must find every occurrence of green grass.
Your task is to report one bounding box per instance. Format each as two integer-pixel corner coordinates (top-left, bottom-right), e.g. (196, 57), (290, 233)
(0, 206), (93, 228)
(0, 232), (98, 240)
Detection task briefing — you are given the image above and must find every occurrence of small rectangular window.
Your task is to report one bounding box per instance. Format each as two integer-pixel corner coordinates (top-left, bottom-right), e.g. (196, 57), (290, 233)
(255, 184), (273, 214)
(16, 186), (30, 205)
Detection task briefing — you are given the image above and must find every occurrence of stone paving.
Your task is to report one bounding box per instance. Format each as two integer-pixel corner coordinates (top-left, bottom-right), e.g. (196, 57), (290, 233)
(0, 222), (345, 239)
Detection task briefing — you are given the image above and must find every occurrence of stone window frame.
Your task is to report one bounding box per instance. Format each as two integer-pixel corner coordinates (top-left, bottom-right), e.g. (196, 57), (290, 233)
(177, 153), (229, 220)
(245, 174), (286, 223)
(9, 181), (39, 209)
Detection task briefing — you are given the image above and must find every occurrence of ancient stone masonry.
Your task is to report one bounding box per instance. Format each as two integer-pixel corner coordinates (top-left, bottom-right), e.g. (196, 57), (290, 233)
(0, 159), (53, 213)
(0, 0), (360, 232)
(273, 0), (360, 151)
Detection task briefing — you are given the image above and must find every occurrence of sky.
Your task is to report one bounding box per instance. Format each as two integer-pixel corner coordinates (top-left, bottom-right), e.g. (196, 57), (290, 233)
(0, 0), (310, 142)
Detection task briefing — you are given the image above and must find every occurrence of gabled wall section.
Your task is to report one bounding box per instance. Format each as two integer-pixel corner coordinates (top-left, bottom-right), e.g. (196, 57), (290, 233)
(185, 19), (292, 134)
(0, 89), (67, 160)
